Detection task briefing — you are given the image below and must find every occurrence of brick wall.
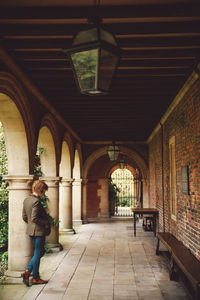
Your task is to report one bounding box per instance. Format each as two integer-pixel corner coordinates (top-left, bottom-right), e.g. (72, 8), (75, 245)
(87, 181), (101, 218)
(149, 78), (200, 260)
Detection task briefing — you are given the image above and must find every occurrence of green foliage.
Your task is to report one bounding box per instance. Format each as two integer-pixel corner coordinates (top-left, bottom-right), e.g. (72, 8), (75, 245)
(109, 180), (120, 201)
(34, 148), (59, 227)
(40, 194), (59, 227)
(72, 50), (97, 90)
(0, 251), (8, 283)
(0, 123), (8, 280)
(34, 147), (45, 176)
(0, 124), (8, 250)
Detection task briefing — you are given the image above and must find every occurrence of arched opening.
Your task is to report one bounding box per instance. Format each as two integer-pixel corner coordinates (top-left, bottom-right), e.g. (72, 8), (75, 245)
(37, 126), (56, 177)
(59, 141), (72, 230)
(0, 93), (29, 175)
(84, 147), (148, 220)
(73, 149), (81, 179)
(110, 167), (141, 217)
(60, 140), (71, 178)
(72, 148), (82, 224)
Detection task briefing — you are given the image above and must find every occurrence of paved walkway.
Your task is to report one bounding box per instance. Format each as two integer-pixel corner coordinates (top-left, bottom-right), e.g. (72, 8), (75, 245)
(0, 219), (191, 300)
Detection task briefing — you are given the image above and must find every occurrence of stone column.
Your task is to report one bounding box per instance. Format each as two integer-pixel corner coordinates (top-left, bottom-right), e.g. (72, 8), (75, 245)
(82, 178), (88, 224)
(59, 178), (75, 234)
(40, 176), (60, 248)
(72, 179), (82, 225)
(4, 175), (34, 277)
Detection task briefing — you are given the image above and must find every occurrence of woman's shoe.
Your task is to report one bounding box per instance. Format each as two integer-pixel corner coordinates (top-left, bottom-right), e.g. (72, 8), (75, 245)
(32, 277), (48, 285)
(22, 270), (30, 286)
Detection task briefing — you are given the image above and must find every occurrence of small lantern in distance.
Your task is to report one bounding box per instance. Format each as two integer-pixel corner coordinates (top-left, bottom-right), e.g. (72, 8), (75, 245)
(63, 18), (121, 95)
(119, 158), (127, 169)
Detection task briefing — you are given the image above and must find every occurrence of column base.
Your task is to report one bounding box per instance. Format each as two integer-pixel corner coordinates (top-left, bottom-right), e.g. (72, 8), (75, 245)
(4, 270), (24, 285)
(82, 218), (88, 224)
(73, 220), (83, 226)
(45, 242), (63, 252)
(59, 228), (75, 235)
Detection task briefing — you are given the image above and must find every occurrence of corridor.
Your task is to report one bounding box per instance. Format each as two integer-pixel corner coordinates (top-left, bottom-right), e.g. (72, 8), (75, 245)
(0, 219), (190, 300)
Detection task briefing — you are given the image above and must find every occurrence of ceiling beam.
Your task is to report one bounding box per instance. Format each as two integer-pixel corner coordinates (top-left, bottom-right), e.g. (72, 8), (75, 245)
(0, 3), (200, 19)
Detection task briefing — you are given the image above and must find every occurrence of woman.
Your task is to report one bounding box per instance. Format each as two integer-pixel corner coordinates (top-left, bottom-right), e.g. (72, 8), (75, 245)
(22, 180), (50, 286)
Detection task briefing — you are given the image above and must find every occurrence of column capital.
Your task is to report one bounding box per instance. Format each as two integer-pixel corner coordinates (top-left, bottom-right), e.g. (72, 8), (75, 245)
(60, 178), (74, 183)
(3, 175), (34, 190)
(72, 178), (82, 186)
(60, 178), (74, 187)
(39, 176), (60, 187)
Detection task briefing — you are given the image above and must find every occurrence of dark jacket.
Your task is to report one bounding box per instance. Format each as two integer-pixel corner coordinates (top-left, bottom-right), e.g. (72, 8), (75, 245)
(22, 195), (49, 236)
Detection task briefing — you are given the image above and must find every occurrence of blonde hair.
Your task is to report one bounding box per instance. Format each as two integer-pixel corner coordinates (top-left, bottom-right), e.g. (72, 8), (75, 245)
(32, 180), (48, 194)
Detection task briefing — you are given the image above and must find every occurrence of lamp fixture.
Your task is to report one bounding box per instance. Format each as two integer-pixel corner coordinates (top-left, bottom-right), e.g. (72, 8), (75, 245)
(63, 0), (121, 95)
(119, 156), (127, 169)
(107, 142), (120, 161)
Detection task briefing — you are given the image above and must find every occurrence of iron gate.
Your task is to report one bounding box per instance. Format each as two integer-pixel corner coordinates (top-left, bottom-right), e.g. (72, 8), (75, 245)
(111, 168), (136, 217)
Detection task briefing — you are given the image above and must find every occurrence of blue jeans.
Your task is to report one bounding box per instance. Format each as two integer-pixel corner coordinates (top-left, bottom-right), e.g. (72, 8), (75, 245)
(27, 236), (45, 279)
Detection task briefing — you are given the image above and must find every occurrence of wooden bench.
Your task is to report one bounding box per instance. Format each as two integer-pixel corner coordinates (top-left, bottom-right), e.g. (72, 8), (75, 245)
(156, 232), (200, 300)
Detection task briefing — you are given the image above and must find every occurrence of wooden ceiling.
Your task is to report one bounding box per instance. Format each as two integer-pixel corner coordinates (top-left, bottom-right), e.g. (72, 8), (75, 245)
(0, 0), (200, 142)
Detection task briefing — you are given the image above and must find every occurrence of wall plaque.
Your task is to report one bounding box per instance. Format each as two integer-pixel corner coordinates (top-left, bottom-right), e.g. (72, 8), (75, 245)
(181, 166), (189, 195)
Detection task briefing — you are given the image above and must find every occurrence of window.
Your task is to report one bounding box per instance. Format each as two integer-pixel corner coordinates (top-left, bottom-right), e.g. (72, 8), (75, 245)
(169, 136), (176, 220)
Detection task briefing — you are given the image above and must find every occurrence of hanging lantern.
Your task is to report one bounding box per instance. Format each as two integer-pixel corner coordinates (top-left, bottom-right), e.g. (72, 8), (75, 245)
(107, 143), (120, 161)
(63, 18), (121, 95)
(119, 158), (126, 169)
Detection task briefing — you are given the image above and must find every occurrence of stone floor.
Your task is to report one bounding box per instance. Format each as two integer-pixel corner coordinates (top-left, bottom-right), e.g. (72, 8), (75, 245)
(0, 218), (192, 300)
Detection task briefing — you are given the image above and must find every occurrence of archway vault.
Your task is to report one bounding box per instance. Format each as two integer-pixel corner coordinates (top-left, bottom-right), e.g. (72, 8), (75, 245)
(83, 146), (148, 180)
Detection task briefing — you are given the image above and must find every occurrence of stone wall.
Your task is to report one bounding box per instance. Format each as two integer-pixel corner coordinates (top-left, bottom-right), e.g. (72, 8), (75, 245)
(149, 78), (200, 260)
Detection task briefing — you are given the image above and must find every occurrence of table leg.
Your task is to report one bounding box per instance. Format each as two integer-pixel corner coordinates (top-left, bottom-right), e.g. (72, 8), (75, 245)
(134, 213), (136, 236)
(153, 214), (156, 236)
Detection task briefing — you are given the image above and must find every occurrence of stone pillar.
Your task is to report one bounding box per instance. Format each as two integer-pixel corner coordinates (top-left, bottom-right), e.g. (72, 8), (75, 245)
(4, 175), (34, 277)
(59, 178), (75, 234)
(40, 176), (60, 248)
(72, 179), (82, 225)
(82, 178), (88, 224)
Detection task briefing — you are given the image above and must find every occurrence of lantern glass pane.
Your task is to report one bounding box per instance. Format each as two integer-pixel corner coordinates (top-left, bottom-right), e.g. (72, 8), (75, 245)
(107, 145), (120, 161)
(71, 49), (98, 91)
(73, 28), (98, 45)
(99, 49), (118, 91)
(100, 29), (117, 46)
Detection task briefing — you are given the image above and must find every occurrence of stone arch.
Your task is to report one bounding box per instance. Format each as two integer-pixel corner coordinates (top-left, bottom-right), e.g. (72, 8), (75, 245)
(83, 146), (148, 180)
(0, 72), (35, 173)
(83, 146), (149, 214)
(106, 160), (141, 180)
(73, 143), (83, 179)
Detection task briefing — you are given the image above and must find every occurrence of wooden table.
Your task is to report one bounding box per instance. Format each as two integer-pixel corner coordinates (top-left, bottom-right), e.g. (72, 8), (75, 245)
(132, 208), (159, 237)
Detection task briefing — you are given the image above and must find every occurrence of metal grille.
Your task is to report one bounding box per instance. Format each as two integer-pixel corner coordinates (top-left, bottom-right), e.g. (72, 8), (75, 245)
(111, 168), (135, 217)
